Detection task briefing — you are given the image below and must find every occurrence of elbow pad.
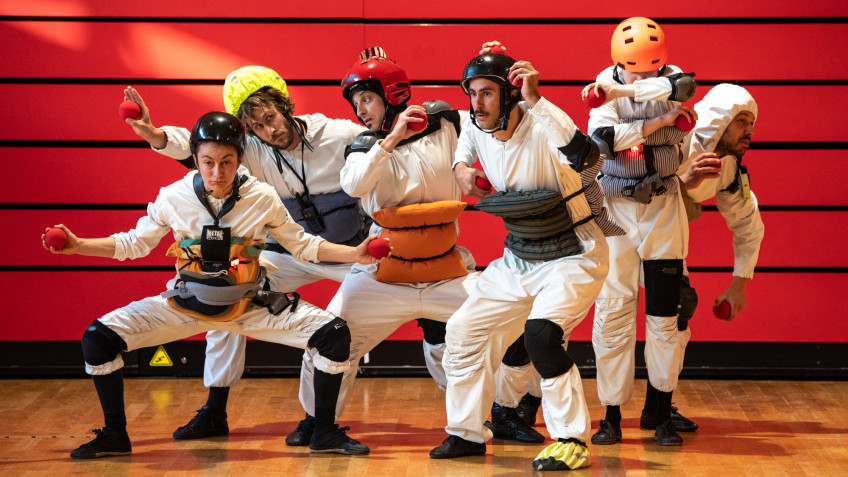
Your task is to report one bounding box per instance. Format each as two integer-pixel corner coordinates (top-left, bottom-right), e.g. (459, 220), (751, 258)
(591, 127), (615, 158)
(557, 130), (600, 173)
(344, 131), (379, 159)
(667, 73), (697, 102)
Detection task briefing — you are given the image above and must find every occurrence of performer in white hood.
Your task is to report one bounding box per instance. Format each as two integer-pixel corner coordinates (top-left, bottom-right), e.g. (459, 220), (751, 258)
(678, 83), (764, 321)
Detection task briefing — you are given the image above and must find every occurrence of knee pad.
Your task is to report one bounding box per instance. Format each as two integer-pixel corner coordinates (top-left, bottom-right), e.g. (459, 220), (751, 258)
(81, 320), (127, 366)
(307, 317), (351, 363)
(416, 318), (446, 346)
(643, 259), (683, 317)
(524, 320), (574, 379)
(678, 275), (698, 327)
(502, 334), (531, 367)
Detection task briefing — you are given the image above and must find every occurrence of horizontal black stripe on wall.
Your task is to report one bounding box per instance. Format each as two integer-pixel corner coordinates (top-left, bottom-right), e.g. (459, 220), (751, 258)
(4, 265), (846, 273)
(2, 78), (847, 87)
(2, 16), (847, 25)
(2, 140), (845, 150)
(2, 340), (845, 379)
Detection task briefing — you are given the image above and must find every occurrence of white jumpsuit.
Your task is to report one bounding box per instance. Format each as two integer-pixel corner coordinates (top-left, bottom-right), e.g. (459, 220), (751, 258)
(445, 97), (612, 443)
(590, 66), (690, 405)
(88, 172), (349, 378)
(156, 114), (364, 388)
(676, 83), (765, 359)
(298, 112), (482, 418)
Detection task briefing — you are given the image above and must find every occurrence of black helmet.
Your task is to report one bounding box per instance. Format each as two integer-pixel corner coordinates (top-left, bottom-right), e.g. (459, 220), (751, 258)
(461, 53), (521, 133)
(190, 112), (247, 157)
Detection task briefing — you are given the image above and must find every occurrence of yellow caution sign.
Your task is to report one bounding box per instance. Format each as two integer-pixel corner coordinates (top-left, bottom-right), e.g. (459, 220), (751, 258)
(149, 345), (173, 367)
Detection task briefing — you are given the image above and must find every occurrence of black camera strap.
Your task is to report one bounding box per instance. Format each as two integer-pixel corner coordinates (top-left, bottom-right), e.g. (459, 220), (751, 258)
(272, 142), (310, 199)
(192, 173), (246, 225)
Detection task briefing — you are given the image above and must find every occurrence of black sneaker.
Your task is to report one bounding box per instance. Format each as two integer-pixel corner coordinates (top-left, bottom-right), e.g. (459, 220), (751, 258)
(429, 435), (486, 459)
(70, 428), (131, 459)
(640, 405), (699, 432)
(654, 419), (683, 446)
(490, 403), (545, 443)
(309, 424), (369, 455)
(516, 393), (542, 427)
(285, 414), (315, 446)
(590, 419), (622, 445)
(173, 406), (229, 439)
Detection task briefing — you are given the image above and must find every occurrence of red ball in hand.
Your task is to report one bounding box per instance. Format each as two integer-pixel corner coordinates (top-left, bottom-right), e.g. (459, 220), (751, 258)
(488, 45), (507, 55)
(119, 100), (141, 120)
(45, 227), (67, 250)
(675, 114), (695, 132)
(368, 238), (391, 259)
(475, 176), (492, 191)
(713, 300), (731, 320)
(583, 89), (605, 108)
(408, 112), (428, 132)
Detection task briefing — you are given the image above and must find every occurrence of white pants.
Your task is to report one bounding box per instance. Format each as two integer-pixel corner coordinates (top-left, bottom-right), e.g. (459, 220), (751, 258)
(298, 247), (480, 418)
(593, 193), (688, 406)
(201, 251), (352, 388)
(444, 223), (609, 443)
(87, 294), (346, 377)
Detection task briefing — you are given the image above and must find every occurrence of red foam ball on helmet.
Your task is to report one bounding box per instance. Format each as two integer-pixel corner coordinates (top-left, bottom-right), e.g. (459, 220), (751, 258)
(119, 100), (141, 120)
(583, 89), (605, 108)
(675, 114), (696, 132)
(475, 176), (492, 191)
(488, 45), (507, 55)
(368, 238), (391, 259)
(713, 300), (731, 320)
(408, 112), (428, 132)
(45, 227), (67, 250)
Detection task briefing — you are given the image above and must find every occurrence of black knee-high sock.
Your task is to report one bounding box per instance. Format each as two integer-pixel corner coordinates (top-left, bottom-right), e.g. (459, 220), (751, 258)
(644, 381), (658, 415)
(605, 405), (621, 425)
(205, 387), (230, 414)
(655, 388), (673, 425)
(92, 370), (126, 431)
(313, 369), (342, 429)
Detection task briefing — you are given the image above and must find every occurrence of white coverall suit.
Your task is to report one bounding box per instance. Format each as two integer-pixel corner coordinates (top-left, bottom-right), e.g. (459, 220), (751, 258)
(155, 114), (365, 388)
(445, 97), (618, 443)
(590, 65), (690, 406)
(88, 171), (349, 378)
(676, 83), (765, 359)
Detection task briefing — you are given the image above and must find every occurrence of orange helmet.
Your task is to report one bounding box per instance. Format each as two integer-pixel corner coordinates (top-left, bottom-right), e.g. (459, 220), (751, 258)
(610, 17), (667, 73)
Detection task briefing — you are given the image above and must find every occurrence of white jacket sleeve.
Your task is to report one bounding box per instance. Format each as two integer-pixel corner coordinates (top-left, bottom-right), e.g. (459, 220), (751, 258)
(339, 143), (402, 200)
(632, 76), (675, 102)
(155, 126), (192, 159)
(525, 97), (578, 158)
(111, 195), (173, 261)
(453, 114), (478, 169)
(715, 188), (764, 279)
(588, 99), (644, 152)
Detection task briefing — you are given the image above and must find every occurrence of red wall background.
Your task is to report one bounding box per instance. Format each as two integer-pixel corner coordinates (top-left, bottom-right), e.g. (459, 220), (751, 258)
(1, 1), (846, 345)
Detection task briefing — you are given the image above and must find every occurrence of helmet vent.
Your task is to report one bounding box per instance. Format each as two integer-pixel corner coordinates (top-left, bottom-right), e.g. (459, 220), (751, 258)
(647, 24), (657, 29)
(622, 25), (632, 32)
(650, 36), (659, 42)
(624, 38), (634, 44)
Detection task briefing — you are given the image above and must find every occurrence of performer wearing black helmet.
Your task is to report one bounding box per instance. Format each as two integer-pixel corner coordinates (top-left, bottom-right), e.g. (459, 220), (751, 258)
(431, 44), (622, 471)
(43, 112), (382, 459)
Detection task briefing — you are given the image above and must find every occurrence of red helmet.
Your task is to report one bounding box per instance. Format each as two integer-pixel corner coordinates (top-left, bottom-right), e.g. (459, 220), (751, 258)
(341, 47), (411, 132)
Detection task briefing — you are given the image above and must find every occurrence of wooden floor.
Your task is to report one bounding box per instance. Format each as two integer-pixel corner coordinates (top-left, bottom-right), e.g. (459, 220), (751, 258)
(1, 377), (847, 476)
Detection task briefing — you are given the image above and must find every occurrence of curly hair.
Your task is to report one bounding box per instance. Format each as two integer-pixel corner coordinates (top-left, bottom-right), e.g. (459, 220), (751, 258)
(235, 87), (295, 134)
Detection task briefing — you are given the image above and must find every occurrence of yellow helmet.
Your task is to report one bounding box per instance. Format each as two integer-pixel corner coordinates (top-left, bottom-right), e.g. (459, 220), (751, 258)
(222, 66), (289, 116)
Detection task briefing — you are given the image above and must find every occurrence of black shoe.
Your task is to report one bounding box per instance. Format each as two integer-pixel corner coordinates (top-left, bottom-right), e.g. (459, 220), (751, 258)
(309, 424), (369, 455)
(173, 406), (229, 439)
(640, 405), (699, 432)
(590, 419), (622, 445)
(654, 419), (683, 446)
(490, 403), (545, 443)
(70, 428), (131, 459)
(429, 435), (486, 459)
(285, 414), (315, 446)
(516, 393), (542, 427)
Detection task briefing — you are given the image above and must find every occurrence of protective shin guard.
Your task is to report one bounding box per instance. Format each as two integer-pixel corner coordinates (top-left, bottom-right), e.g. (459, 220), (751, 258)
(416, 318), (447, 345)
(92, 371), (127, 431)
(502, 334), (531, 367)
(81, 320), (128, 367)
(524, 320), (573, 379)
(643, 260), (684, 318)
(307, 317), (351, 363)
(313, 369), (343, 429)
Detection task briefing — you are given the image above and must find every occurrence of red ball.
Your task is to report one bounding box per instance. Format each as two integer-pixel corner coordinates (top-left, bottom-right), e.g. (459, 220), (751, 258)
(475, 176), (492, 191)
(488, 45), (507, 55)
(512, 77), (523, 88)
(675, 114), (695, 132)
(45, 227), (67, 250)
(583, 89), (605, 108)
(408, 112), (428, 132)
(368, 238), (391, 259)
(713, 300), (731, 320)
(119, 100), (141, 120)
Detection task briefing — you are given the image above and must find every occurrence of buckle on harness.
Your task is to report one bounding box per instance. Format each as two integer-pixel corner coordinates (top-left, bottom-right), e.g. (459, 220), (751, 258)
(252, 291), (299, 315)
(626, 172), (667, 204)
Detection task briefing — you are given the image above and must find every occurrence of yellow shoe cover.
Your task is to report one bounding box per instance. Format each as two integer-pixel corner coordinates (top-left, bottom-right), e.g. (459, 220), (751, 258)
(532, 438), (591, 471)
